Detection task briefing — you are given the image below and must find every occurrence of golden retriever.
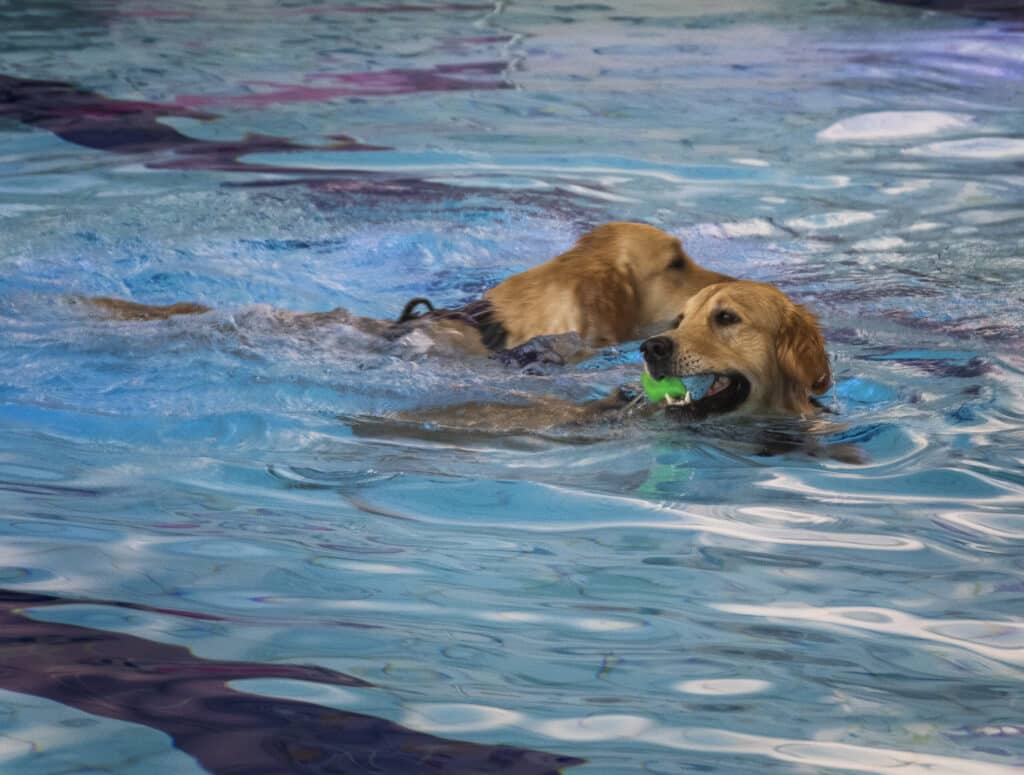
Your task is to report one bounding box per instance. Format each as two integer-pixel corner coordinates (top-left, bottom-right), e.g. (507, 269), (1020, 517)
(640, 279), (832, 420)
(396, 280), (832, 433)
(87, 222), (730, 357)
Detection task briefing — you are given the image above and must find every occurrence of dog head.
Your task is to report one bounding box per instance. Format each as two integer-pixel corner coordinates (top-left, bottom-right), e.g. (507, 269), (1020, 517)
(573, 222), (733, 344)
(488, 222), (731, 348)
(640, 280), (831, 419)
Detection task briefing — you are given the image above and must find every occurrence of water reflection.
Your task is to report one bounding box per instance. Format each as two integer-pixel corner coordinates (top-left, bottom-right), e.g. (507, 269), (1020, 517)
(0, 588), (581, 774)
(1, 1), (1023, 774)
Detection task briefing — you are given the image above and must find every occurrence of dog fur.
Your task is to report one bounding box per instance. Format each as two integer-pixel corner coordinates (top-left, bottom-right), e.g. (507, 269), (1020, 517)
(484, 222), (730, 348)
(641, 280), (832, 418)
(87, 222), (730, 356)
(400, 280), (832, 433)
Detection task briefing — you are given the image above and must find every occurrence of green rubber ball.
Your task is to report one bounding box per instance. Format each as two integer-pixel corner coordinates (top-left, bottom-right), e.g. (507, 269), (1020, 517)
(642, 370), (688, 403)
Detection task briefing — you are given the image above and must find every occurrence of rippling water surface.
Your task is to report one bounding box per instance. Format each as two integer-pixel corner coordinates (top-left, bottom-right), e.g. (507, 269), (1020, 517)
(1, 1), (1022, 773)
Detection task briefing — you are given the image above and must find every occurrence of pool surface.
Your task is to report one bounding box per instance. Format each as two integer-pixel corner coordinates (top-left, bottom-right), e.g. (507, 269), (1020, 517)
(1, 1), (1023, 773)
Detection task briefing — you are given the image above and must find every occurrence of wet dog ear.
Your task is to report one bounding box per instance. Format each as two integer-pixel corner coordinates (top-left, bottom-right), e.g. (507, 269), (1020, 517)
(574, 265), (638, 346)
(776, 303), (831, 395)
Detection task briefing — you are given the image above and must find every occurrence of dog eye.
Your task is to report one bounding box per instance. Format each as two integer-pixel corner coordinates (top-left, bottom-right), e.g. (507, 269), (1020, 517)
(673, 313), (685, 327)
(713, 309), (740, 326)
(667, 256), (686, 270)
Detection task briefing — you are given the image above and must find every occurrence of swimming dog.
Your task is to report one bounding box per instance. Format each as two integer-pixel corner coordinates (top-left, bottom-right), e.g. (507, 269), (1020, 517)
(88, 222), (731, 358)
(395, 280), (832, 433)
(640, 279), (832, 420)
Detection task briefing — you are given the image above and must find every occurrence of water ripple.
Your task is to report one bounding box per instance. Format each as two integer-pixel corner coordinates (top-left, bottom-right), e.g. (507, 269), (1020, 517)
(398, 704), (1022, 775)
(714, 604), (1024, 667)
(356, 479), (926, 551)
(1, 2), (1023, 773)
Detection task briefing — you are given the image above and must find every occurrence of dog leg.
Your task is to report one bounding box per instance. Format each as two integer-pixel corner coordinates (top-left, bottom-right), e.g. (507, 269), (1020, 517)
(86, 296), (212, 320)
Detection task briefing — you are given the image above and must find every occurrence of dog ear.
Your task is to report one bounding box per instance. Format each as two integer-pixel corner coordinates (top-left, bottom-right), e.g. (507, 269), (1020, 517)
(776, 303), (831, 395)
(574, 265), (638, 346)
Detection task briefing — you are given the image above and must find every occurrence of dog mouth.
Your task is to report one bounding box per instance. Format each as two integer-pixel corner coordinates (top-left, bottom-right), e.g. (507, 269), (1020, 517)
(663, 372), (751, 420)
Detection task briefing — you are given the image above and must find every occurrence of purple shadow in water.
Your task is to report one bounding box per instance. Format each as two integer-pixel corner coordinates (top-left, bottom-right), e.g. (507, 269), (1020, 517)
(0, 63), (508, 163)
(172, 61), (510, 110)
(111, 4), (495, 21)
(0, 588), (582, 774)
(0, 66), (507, 174)
(0, 72), (591, 206)
(879, 309), (1023, 349)
(878, 0), (1024, 19)
(274, 4), (496, 15)
(0, 74), (384, 171)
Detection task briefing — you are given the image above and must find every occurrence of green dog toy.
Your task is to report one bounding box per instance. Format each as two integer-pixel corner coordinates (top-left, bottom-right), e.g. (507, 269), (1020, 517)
(642, 370), (689, 404)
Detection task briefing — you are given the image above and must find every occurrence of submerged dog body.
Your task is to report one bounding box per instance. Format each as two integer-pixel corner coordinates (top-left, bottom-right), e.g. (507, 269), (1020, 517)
(88, 222), (730, 356)
(402, 280), (832, 433)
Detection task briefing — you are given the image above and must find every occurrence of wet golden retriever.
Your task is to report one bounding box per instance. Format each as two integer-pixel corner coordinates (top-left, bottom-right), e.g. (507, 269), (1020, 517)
(640, 279), (832, 420)
(87, 222), (731, 357)
(397, 280), (832, 433)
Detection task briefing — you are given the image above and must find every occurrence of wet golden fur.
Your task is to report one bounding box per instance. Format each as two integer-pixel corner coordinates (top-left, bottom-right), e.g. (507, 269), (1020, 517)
(401, 281), (832, 433)
(654, 280), (831, 417)
(485, 222), (730, 348)
(87, 222), (730, 354)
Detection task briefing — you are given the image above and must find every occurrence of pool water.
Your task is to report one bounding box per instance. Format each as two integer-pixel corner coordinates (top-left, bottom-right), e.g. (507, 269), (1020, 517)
(1, 1), (1023, 773)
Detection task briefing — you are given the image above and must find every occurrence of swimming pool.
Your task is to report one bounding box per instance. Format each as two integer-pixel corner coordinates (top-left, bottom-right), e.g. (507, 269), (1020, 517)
(1, 0), (1022, 772)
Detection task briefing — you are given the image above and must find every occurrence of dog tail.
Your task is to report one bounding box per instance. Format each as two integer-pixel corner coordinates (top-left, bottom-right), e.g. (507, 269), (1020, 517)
(396, 297), (435, 323)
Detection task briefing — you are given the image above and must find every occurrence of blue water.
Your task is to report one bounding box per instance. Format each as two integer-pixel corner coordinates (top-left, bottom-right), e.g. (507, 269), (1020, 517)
(1, 1), (1023, 773)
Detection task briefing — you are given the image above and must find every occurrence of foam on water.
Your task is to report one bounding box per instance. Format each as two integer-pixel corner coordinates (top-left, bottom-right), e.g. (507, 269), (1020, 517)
(817, 111), (974, 142)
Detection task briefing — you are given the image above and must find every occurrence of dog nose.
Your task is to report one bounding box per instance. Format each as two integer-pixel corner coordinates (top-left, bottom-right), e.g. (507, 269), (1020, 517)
(641, 335), (674, 364)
